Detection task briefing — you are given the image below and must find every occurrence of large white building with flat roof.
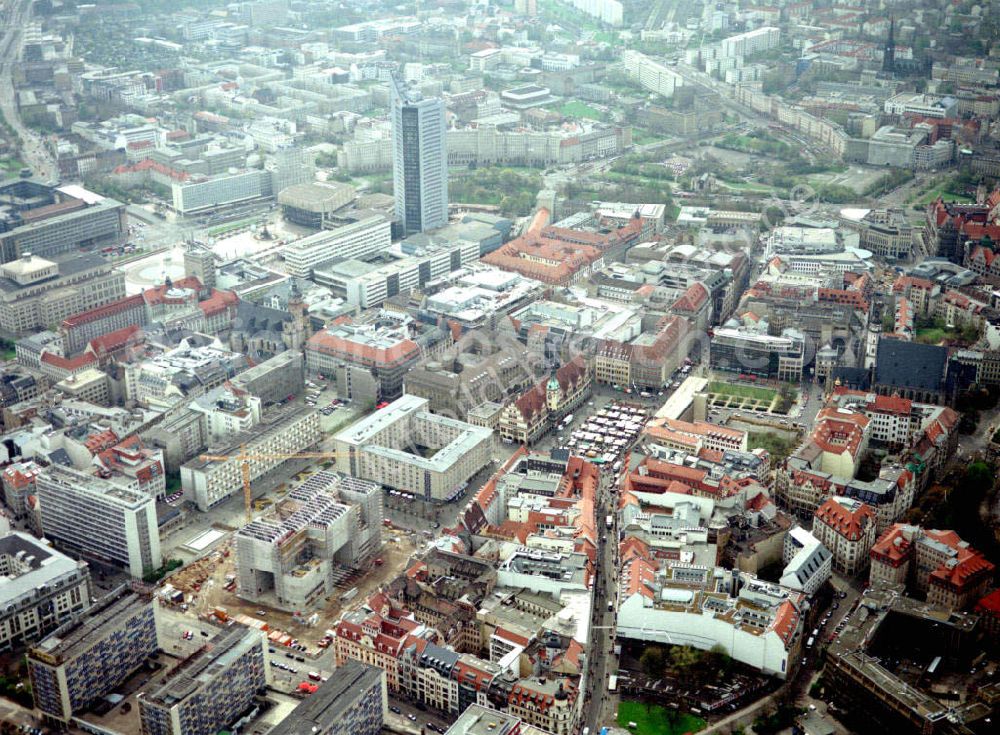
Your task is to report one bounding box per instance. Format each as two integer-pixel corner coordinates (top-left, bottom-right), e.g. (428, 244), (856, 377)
(333, 394), (493, 502)
(34, 466), (161, 578)
(617, 563), (804, 678)
(282, 216), (391, 278)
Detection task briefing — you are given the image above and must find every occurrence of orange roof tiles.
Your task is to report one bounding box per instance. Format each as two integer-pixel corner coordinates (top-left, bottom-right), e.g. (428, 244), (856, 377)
(814, 497), (874, 541)
(62, 294), (145, 328)
(306, 328), (421, 368)
(40, 352), (97, 371)
(671, 282), (709, 314)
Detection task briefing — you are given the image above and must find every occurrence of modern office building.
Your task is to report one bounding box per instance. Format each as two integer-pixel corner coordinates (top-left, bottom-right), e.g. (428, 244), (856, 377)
(0, 181), (126, 264)
(170, 170), (273, 215)
(282, 215), (391, 278)
(314, 238), (480, 309)
(709, 325), (806, 381)
(34, 465), (162, 578)
(333, 394), (493, 502)
(391, 75), (448, 235)
(266, 660), (386, 735)
(0, 532), (92, 652)
(28, 588), (159, 725)
(139, 628), (269, 735)
(0, 253), (127, 335)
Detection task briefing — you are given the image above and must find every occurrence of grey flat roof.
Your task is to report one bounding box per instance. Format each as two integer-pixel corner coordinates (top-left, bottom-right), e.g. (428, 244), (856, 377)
(31, 587), (150, 663)
(0, 252), (108, 294)
(0, 532), (82, 609)
(266, 660), (382, 734)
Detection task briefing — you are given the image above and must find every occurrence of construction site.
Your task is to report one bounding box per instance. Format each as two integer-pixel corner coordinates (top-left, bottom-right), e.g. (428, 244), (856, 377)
(155, 457), (422, 657)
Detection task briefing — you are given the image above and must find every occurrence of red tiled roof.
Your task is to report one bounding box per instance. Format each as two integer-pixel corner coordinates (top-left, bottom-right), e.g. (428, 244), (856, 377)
(41, 352), (97, 371)
(975, 589), (1000, 617)
(671, 282), (709, 313)
(770, 600), (800, 647)
(88, 324), (144, 356)
(815, 497), (874, 541)
(197, 288), (239, 317)
(306, 328), (421, 367)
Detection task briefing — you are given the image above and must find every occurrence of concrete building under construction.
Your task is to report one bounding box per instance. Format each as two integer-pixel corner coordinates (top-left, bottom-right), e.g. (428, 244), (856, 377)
(234, 472), (383, 611)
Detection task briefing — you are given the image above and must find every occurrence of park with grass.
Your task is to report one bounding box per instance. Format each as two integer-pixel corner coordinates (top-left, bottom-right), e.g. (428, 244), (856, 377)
(617, 701), (706, 735)
(706, 381), (797, 414)
(554, 100), (606, 121)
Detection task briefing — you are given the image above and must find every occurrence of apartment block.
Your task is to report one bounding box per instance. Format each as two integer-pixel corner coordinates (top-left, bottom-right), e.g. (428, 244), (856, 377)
(181, 403), (321, 510)
(28, 588), (159, 724)
(139, 628), (269, 735)
(0, 532), (92, 652)
(34, 465), (162, 578)
(622, 50), (683, 99)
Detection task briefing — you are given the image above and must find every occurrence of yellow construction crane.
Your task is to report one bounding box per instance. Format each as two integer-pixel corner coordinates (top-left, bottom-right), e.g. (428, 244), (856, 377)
(197, 445), (354, 524)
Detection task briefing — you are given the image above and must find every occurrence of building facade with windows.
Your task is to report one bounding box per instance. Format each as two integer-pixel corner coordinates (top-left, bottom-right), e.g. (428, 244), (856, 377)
(180, 404), (321, 510)
(0, 254), (127, 335)
(0, 533), (92, 652)
(391, 77), (448, 235)
(34, 465), (161, 578)
(139, 628), (269, 735)
(813, 496), (877, 576)
(28, 589), (159, 725)
(282, 216), (391, 278)
(333, 394), (493, 502)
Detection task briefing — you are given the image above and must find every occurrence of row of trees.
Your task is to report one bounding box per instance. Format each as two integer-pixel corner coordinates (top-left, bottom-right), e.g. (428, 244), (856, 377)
(639, 643), (735, 683)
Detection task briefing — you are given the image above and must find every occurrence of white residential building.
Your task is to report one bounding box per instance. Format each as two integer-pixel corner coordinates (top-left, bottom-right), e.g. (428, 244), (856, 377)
(568, 0), (622, 27)
(621, 50), (683, 99)
(720, 27), (780, 59)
